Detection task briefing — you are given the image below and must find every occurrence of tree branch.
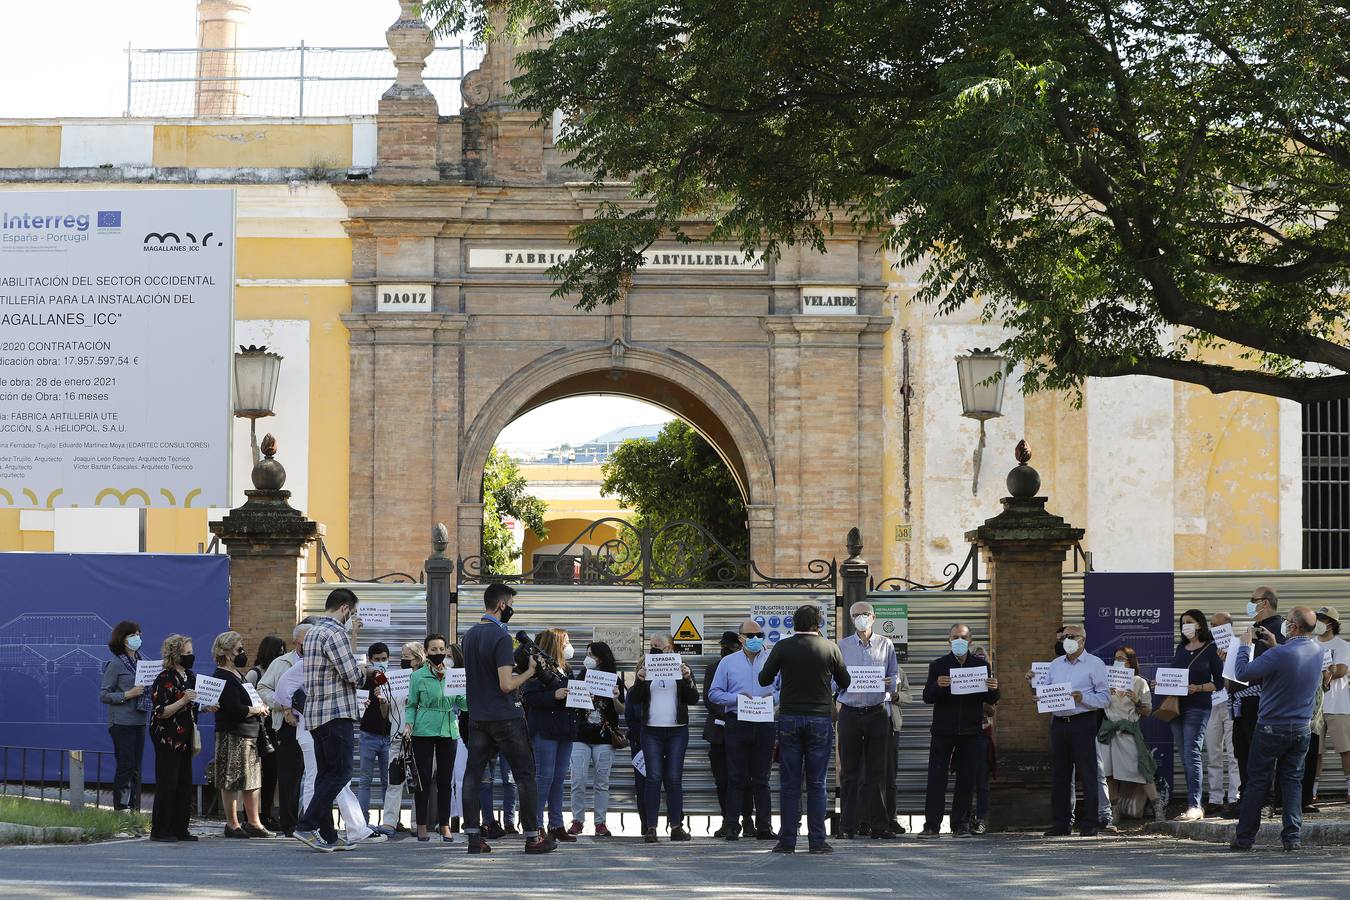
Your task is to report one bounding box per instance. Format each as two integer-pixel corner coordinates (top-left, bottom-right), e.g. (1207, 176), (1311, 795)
(1078, 355), (1350, 401)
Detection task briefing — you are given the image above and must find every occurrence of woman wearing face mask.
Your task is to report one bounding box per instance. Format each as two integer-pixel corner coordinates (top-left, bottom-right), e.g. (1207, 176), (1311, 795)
(380, 641), (425, 834)
(629, 631), (700, 842)
(1160, 609), (1223, 821)
(246, 635), (286, 832)
(1098, 646), (1159, 820)
(404, 633), (467, 842)
(522, 628), (584, 842)
(99, 620), (150, 812)
(149, 634), (201, 841)
(567, 641), (627, 837)
(210, 631), (273, 838)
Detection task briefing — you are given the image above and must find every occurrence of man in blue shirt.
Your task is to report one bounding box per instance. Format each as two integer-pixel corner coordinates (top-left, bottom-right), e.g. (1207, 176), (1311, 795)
(1041, 624), (1109, 837)
(708, 619), (779, 840)
(1230, 606), (1324, 852)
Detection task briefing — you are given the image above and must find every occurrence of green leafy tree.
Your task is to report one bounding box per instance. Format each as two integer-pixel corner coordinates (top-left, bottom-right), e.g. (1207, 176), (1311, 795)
(426, 0), (1349, 401)
(601, 420), (749, 578)
(482, 445), (548, 574)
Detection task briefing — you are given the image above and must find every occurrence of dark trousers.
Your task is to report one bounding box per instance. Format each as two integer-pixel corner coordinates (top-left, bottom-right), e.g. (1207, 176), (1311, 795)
(1235, 724), (1310, 847)
(276, 723), (303, 834)
(150, 743), (192, 838)
(462, 717), (539, 834)
(725, 718), (774, 834)
(839, 705), (890, 833)
(297, 718), (355, 843)
(641, 725), (690, 829)
(634, 769), (650, 831)
(710, 741), (754, 832)
(974, 734), (991, 820)
(259, 730), (278, 825)
(885, 729), (899, 822)
(412, 735), (456, 828)
(1301, 731), (1321, 808)
(1051, 714), (1099, 831)
(1233, 697), (1275, 802)
(924, 732), (980, 832)
(777, 714), (833, 850)
(109, 723), (145, 811)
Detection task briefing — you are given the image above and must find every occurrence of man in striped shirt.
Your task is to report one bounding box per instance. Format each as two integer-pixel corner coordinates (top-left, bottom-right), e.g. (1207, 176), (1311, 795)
(294, 588), (363, 851)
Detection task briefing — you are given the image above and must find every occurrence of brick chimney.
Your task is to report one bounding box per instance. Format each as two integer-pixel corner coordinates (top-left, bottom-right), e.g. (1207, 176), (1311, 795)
(195, 0), (251, 117)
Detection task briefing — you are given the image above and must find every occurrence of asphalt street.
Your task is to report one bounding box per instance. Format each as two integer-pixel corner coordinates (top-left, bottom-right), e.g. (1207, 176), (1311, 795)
(0, 830), (1345, 899)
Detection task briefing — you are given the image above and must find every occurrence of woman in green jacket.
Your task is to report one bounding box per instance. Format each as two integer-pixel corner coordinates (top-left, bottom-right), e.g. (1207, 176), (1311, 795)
(404, 633), (468, 842)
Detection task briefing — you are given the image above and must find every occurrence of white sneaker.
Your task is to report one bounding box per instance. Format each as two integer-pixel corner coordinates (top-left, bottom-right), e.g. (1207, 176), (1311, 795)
(1179, 807), (1205, 822)
(359, 831), (388, 843)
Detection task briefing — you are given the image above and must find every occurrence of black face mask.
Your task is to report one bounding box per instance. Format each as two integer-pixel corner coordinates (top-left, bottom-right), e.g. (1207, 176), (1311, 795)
(1054, 640), (1066, 657)
(427, 653), (446, 667)
(233, 650), (248, 668)
(720, 644), (738, 657)
(499, 604), (515, 624)
(400, 659), (413, 669)
(179, 653), (195, 670)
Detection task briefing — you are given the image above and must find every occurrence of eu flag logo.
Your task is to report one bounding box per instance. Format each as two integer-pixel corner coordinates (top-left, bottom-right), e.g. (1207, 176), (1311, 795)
(97, 211), (121, 228)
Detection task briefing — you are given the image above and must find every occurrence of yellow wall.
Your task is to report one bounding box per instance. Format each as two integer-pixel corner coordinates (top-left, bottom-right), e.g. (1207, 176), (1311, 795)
(152, 124), (353, 169)
(0, 125), (61, 167)
(522, 518), (622, 569)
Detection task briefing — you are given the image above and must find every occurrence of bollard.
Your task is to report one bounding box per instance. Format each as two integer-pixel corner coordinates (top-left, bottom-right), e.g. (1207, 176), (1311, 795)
(68, 750), (85, 811)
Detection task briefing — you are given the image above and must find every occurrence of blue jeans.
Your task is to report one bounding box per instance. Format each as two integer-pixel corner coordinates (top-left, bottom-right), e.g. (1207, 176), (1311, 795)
(108, 723), (145, 811)
(479, 753), (517, 827)
(777, 714), (833, 849)
(1170, 706), (1209, 809)
(641, 725), (689, 829)
(356, 731), (390, 821)
(297, 718), (355, 844)
(532, 735), (573, 831)
(1235, 723), (1310, 847)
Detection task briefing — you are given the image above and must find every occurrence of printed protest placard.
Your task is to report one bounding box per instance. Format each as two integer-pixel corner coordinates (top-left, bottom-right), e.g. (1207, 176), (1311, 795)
(1211, 623), (1234, 653)
(1107, 667), (1135, 692)
(443, 668), (467, 697)
(585, 669), (619, 698)
(384, 667), (412, 699)
(358, 604), (392, 628)
(645, 653), (682, 681)
(135, 660), (161, 687)
(566, 681), (594, 710)
(1031, 662), (1052, 688)
(1154, 667), (1190, 697)
(847, 666), (885, 693)
(1036, 682), (1076, 714)
(193, 675), (225, 707)
(949, 666), (989, 696)
(738, 695), (774, 722)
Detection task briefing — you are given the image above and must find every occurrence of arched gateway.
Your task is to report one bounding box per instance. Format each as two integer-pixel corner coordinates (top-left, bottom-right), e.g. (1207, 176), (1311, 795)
(336, 17), (890, 579)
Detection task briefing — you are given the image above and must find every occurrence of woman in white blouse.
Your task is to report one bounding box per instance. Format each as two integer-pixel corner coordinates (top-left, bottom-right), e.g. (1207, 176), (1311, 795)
(1098, 646), (1161, 820)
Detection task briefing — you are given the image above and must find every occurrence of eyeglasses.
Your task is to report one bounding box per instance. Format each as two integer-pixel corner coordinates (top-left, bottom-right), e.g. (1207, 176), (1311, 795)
(740, 632), (763, 638)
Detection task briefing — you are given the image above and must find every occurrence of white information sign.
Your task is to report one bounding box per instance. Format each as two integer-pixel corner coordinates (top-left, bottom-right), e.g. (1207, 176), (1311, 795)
(384, 667), (412, 699)
(1211, 623), (1235, 653)
(134, 659), (161, 687)
(0, 189), (234, 508)
(467, 247), (764, 272)
(644, 653), (682, 681)
(443, 668), (467, 697)
(1222, 643), (1249, 686)
(1036, 682), (1076, 714)
(193, 675), (225, 707)
(358, 603), (392, 628)
(749, 602), (831, 646)
(847, 666), (886, 693)
(1031, 662), (1052, 688)
(1107, 667), (1135, 693)
(1154, 667), (1190, 697)
(800, 286), (858, 315)
(584, 669), (619, 698)
(949, 665), (989, 696)
(376, 283), (433, 312)
(737, 694), (774, 722)
(566, 681), (594, 710)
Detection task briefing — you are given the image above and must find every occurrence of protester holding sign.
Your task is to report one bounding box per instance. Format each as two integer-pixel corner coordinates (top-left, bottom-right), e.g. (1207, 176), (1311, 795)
(919, 623), (999, 838)
(629, 632), (700, 842)
(836, 602), (901, 840)
(1040, 625), (1109, 837)
(210, 630), (273, 839)
(708, 619), (780, 841)
(1161, 609), (1224, 821)
(1316, 608), (1350, 805)
(380, 640), (426, 834)
(1204, 612), (1242, 816)
(245, 635), (287, 833)
(100, 619), (150, 813)
(355, 642), (393, 825)
(703, 632), (751, 839)
(1097, 647), (1159, 821)
(405, 633), (468, 842)
(522, 628), (583, 843)
(148, 634), (201, 842)
(568, 641), (626, 838)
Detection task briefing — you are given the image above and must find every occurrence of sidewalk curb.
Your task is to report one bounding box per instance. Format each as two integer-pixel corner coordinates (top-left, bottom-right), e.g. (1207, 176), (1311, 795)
(1146, 817), (1350, 846)
(0, 822), (86, 842)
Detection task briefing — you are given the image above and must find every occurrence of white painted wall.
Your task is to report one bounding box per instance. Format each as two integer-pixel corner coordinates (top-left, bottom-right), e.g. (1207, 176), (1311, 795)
(231, 320), (310, 512)
(58, 124), (154, 167)
(53, 508), (141, 552)
(1087, 376), (1175, 571)
(351, 118), (377, 169)
(1277, 398), (1303, 568)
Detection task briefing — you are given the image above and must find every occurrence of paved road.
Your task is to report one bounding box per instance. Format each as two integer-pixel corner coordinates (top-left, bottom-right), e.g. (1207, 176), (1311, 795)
(1, 831), (1345, 899)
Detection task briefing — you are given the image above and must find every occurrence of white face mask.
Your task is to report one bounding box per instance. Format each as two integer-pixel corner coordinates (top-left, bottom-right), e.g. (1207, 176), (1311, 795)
(853, 615), (872, 633)
(1061, 638), (1081, 655)
(1281, 620), (1291, 638)
(562, 644), (575, 660)
(1314, 622), (1328, 636)
(1113, 660), (1128, 669)
(1181, 623), (1197, 639)
(583, 656), (598, 670)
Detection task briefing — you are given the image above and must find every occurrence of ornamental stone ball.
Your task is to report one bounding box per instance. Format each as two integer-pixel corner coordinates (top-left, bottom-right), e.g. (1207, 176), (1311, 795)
(251, 432), (286, 491)
(1007, 439), (1041, 497)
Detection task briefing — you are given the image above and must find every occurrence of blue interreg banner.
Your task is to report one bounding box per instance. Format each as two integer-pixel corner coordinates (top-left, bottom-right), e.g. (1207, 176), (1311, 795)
(0, 553), (230, 784)
(1084, 572), (1176, 794)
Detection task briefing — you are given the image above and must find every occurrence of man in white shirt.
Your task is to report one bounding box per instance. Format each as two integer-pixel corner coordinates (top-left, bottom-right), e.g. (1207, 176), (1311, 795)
(1040, 624), (1109, 837)
(1316, 607), (1350, 804)
(1205, 611), (1241, 815)
(261, 618), (314, 836)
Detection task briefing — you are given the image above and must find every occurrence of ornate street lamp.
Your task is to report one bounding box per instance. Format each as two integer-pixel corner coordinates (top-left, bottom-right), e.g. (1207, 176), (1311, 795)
(955, 348), (1007, 495)
(233, 345), (283, 465)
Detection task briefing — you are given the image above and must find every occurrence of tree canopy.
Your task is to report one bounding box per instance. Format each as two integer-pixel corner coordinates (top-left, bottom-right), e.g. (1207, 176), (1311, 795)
(426, 0), (1350, 401)
(482, 445), (548, 573)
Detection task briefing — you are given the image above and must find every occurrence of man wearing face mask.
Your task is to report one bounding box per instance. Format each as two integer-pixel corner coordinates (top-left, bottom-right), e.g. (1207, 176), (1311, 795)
(704, 631), (756, 838)
(837, 602), (902, 839)
(1314, 608), (1350, 806)
(355, 642), (392, 825)
(1231, 587), (1285, 805)
(293, 588), (365, 851)
(709, 620), (780, 840)
(1229, 606), (1324, 851)
(263, 618), (317, 836)
(1041, 624), (1109, 837)
(919, 623), (999, 838)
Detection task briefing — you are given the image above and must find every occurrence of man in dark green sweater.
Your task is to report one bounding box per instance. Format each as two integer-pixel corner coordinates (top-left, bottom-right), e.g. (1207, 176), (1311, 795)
(759, 605), (849, 853)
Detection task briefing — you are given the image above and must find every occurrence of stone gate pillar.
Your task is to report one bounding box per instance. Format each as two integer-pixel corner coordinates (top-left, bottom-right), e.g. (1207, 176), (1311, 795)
(210, 435), (320, 644)
(965, 441), (1083, 829)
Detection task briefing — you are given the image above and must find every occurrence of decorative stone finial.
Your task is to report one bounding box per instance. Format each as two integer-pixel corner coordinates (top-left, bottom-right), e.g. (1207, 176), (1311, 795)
(432, 522), (449, 553)
(846, 527), (863, 558)
(251, 433), (286, 491)
(384, 0), (435, 101)
(1007, 439), (1040, 497)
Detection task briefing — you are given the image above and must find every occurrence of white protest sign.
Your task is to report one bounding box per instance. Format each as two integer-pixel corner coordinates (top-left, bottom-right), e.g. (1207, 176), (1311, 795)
(645, 653), (682, 681)
(135, 660), (161, 687)
(443, 668), (467, 697)
(737, 694), (774, 722)
(566, 681), (594, 710)
(1325, 648), (1334, 670)
(1107, 667), (1134, 693)
(585, 669), (619, 698)
(631, 750), (647, 777)
(1211, 623), (1235, 653)
(1222, 643), (1249, 686)
(384, 667), (412, 699)
(1155, 667), (1190, 697)
(358, 603), (392, 628)
(1036, 682), (1076, 714)
(848, 666), (886, 693)
(1031, 662), (1053, 688)
(949, 666), (989, 696)
(357, 689), (370, 704)
(193, 675), (225, 707)
(243, 683), (264, 707)
(1212, 688), (1228, 706)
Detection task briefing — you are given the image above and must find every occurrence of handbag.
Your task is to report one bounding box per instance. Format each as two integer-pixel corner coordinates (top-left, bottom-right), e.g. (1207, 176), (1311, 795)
(1151, 643), (1207, 723)
(192, 725), (202, 757)
(256, 720), (277, 757)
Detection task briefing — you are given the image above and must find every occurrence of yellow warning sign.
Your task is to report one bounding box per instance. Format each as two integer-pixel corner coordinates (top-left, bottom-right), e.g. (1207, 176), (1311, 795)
(670, 612), (704, 654)
(673, 615), (703, 641)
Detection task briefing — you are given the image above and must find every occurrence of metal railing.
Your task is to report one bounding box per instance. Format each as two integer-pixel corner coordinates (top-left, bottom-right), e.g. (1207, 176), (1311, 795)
(125, 43), (483, 118)
(0, 745), (115, 809)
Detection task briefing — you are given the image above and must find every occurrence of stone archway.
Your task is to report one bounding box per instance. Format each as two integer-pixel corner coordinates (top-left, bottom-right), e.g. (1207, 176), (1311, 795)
(455, 344), (778, 566)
